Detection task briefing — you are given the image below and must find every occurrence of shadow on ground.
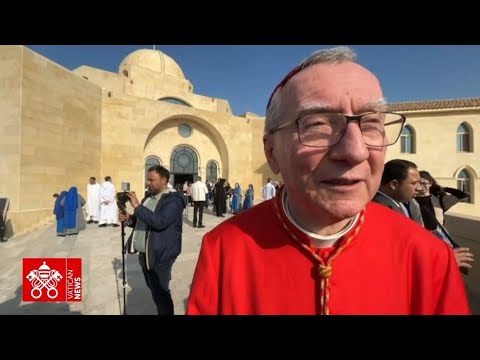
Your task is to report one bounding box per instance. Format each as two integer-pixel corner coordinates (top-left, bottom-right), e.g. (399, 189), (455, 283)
(0, 286), (82, 315)
(112, 256), (157, 315)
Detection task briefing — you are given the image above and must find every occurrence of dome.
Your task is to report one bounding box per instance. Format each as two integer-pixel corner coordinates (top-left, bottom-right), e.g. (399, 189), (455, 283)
(119, 49), (185, 79)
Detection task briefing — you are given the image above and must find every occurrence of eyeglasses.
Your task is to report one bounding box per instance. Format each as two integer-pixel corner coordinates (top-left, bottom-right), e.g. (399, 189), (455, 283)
(269, 112), (406, 148)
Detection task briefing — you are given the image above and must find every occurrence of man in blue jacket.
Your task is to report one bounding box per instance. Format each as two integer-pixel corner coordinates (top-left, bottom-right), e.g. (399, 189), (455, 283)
(119, 165), (186, 315)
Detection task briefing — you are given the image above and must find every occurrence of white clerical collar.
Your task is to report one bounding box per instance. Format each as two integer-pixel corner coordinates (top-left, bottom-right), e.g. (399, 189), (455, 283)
(281, 189), (359, 248)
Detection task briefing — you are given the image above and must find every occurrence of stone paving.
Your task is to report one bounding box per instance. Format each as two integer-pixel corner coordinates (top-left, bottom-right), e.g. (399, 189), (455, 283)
(0, 204), (478, 315)
(0, 205), (230, 315)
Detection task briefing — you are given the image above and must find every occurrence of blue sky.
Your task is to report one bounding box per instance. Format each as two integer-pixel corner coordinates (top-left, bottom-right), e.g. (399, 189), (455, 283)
(26, 45), (480, 117)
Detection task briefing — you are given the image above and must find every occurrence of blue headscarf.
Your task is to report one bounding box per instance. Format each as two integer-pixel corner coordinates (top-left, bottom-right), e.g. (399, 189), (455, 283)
(54, 191), (67, 220)
(63, 187), (78, 229)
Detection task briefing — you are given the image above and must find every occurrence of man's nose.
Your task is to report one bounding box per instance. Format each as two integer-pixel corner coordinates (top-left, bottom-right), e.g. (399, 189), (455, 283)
(328, 122), (370, 164)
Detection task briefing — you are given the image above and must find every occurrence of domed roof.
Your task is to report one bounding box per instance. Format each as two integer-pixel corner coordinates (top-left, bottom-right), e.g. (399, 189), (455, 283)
(120, 49), (185, 79)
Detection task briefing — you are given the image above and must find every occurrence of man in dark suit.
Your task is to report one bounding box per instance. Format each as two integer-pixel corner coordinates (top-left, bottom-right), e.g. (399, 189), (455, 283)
(372, 159), (423, 225)
(119, 165), (186, 315)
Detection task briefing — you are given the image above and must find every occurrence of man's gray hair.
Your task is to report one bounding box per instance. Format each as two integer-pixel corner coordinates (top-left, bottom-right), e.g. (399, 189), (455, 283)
(264, 46), (357, 135)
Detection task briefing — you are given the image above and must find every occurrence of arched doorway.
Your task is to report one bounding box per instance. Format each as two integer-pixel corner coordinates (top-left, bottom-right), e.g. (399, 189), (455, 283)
(170, 146), (198, 189)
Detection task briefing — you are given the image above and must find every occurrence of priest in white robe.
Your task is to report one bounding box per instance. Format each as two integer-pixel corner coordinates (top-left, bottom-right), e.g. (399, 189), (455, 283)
(85, 177), (101, 224)
(99, 176), (118, 227)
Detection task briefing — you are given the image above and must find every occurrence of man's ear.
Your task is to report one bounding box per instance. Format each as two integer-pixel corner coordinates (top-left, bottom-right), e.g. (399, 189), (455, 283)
(389, 179), (399, 191)
(263, 134), (280, 175)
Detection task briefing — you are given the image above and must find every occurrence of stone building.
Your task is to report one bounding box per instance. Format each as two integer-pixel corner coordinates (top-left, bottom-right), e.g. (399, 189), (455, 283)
(387, 98), (479, 218)
(0, 45), (478, 237)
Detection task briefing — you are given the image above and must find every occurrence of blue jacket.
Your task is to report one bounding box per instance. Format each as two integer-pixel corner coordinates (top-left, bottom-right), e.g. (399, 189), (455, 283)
(127, 190), (186, 270)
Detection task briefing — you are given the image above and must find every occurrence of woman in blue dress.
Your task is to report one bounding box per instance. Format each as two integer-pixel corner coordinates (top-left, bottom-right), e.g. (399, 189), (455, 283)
(243, 184), (254, 210)
(53, 191), (67, 236)
(231, 183), (242, 214)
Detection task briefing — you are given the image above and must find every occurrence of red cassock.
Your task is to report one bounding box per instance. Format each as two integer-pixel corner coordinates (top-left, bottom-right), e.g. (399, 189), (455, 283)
(186, 188), (471, 315)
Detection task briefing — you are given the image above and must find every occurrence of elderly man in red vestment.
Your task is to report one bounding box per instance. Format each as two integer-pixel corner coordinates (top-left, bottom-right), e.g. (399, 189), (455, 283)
(186, 46), (471, 315)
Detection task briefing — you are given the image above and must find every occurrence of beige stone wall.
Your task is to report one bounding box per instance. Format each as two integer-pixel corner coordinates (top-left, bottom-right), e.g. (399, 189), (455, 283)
(221, 114), (255, 189)
(8, 209), (54, 237)
(99, 95), (255, 194)
(385, 109), (480, 217)
(109, 65), (234, 115)
(216, 99), (234, 116)
(123, 66), (193, 102)
(10, 46), (103, 236)
(144, 118), (222, 179)
(73, 66), (125, 96)
(0, 46), (22, 218)
(250, 116), (282, 193)
(100, 87), (276, 202)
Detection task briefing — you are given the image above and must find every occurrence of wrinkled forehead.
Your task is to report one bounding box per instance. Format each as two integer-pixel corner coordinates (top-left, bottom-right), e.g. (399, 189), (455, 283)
(285, 63), (382, 106)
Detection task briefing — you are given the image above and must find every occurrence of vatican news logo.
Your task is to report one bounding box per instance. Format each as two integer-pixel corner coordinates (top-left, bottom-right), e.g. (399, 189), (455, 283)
(23, 258), (82, 302)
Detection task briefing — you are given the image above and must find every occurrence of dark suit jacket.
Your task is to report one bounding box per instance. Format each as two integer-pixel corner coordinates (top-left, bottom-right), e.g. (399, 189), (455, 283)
(372, 192), (424, 226)
(405, 199), (424, 227)
(125, 190), (186, 269)
(372, 192), (404, 216)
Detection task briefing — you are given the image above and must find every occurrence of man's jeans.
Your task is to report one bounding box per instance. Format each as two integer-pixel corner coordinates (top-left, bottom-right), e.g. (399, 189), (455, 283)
(139, 254), (175, 315)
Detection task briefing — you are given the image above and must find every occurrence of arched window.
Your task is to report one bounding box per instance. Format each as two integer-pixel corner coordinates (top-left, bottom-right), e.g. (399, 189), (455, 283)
(145, 156), (161, 184)
(456, 123), (471, 152)
(206, 161), (218, 183)
(159, 97), (192, 107)
(170, 146), (198, 174)
(400, 125), (415, 153)
(457, 169), (472, 203)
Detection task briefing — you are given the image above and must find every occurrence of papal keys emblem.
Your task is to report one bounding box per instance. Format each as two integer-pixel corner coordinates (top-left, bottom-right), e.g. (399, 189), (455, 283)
(25, 261), (63, 299)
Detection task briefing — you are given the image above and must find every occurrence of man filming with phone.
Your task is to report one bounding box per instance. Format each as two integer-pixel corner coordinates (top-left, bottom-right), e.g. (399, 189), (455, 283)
(118, 165), (186, 315)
